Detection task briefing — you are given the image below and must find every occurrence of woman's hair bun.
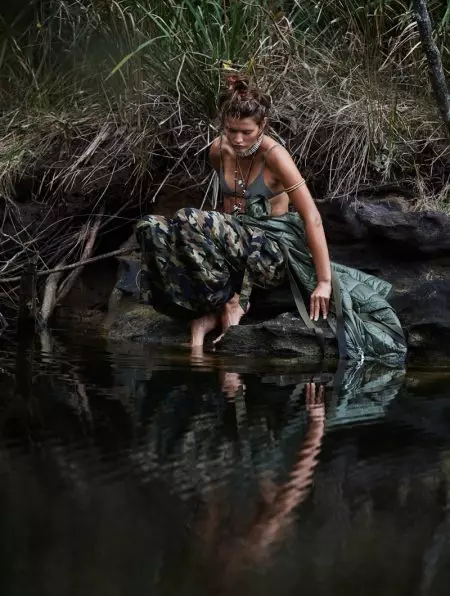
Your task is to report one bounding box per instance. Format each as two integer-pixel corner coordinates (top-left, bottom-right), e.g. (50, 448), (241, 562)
(220, 74), (271, 124)
(226, 75), (250, 99)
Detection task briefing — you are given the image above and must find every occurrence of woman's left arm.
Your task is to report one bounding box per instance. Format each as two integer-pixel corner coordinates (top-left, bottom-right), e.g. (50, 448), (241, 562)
(267, 146), (331, 321)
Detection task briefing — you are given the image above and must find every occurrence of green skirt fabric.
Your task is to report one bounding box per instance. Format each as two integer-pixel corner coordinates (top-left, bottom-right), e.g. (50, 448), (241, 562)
(237, 210), (406, 364)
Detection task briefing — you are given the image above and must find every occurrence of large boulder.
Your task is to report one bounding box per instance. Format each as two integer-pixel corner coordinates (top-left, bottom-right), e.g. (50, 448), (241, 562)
(390, 280), (450, 366)
(319, 196), (450, 295)
(319, 193), (450, 256)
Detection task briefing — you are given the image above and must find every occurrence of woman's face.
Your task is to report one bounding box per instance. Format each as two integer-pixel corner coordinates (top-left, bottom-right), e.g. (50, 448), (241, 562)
(224, 117), (265, 152)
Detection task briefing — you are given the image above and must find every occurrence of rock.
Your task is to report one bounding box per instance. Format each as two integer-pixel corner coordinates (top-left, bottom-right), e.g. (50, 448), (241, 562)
(354, 204), (450, 255)
(320, 197), (450, 256)
(406, 321), (450, 365)
(215, 313), (338, 360)
(319, 197), (450, 298)
(390, 280), (450, 366)
(107, 301), (190, 346)
(107, 304), (338, 363)
(390, 279), (450, 326)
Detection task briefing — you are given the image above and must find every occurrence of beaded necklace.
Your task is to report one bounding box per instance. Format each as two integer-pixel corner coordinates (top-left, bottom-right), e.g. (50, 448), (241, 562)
(231, 132), (264, 214)
(233, 153), (256, 214)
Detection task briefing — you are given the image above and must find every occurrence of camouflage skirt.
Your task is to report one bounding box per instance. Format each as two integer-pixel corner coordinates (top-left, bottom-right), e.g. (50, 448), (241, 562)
(135, 208), (285, 319)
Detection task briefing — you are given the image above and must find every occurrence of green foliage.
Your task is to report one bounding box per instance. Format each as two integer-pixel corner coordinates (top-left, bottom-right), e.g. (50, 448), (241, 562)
(107, 0), (286, 117)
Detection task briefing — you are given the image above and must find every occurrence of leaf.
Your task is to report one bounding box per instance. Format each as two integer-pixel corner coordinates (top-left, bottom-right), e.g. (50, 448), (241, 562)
(106, 35), (168, 80)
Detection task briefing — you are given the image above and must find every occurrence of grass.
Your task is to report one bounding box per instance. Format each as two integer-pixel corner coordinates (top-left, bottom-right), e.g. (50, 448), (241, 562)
(0, 0), (449, 308)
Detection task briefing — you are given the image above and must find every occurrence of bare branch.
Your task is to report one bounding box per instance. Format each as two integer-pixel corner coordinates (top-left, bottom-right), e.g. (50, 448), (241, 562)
(0, 247), (133, 285)
(412, 0), (450, 137)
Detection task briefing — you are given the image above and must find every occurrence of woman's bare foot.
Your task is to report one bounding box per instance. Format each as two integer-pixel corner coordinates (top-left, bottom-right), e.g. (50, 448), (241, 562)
(213, 295), (249, 345)
(190, 313), (220, 347)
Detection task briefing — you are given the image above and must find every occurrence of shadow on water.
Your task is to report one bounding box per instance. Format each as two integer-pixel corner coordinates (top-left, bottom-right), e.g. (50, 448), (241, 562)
(0, 327), (450, 596)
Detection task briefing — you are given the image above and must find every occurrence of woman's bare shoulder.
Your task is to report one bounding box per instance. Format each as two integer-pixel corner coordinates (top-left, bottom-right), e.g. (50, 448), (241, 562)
(264, 140), (295, 166)
(263, 139), (303, 182)
(261, 136), (288, 155)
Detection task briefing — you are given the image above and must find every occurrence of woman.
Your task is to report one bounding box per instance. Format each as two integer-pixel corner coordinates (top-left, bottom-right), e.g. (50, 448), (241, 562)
(136, 76), (406, 364)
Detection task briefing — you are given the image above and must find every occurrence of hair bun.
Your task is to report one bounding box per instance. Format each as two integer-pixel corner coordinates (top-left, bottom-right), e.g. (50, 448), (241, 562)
(226, 75), (250, 99)
(220, 75), (270, 125)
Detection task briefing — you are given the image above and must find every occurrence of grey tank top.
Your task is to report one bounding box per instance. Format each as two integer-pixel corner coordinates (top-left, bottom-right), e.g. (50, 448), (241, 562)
(219, 143), (281, 200)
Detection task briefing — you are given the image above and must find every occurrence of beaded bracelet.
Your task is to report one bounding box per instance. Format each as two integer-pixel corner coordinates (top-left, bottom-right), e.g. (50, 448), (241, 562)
(284, 179), (306, 193)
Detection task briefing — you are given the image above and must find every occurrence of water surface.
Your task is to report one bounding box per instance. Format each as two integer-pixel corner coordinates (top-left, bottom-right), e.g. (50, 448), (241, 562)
(1, 328), (450, 596)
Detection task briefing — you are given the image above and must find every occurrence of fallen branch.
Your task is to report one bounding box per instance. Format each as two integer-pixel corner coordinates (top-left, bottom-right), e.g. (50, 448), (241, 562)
(40, 217), (94, 326)
(0, 247), (134, 284)
(55, 208), (104, 306)
(40, 261), (66, 327)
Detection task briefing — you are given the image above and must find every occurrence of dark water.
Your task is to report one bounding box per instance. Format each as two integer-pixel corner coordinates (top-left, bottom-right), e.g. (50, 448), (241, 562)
(1, 328), (450, 596)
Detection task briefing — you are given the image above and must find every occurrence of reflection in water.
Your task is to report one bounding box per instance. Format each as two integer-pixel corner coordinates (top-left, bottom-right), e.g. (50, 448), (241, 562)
(1, 330), (450, 595)
(208, 382), (326, 581)
(248, 382), (325, 556)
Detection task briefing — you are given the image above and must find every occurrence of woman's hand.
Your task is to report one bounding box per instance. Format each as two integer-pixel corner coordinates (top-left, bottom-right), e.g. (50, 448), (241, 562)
(310, 280), (331, 321)
(305, 382), (326, 424)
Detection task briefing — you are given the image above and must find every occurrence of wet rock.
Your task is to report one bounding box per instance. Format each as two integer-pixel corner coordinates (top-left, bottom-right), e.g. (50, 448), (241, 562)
(215, 313), (338, 359)
(390, 280), (450, 365)
(107, 305), (338, 363)
(320, 196), (450, 256)
(107, 302), (190, 346)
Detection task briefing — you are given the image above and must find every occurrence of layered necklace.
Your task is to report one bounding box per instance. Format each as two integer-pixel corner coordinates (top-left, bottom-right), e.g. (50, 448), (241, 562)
(233, 133), (263, 213)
